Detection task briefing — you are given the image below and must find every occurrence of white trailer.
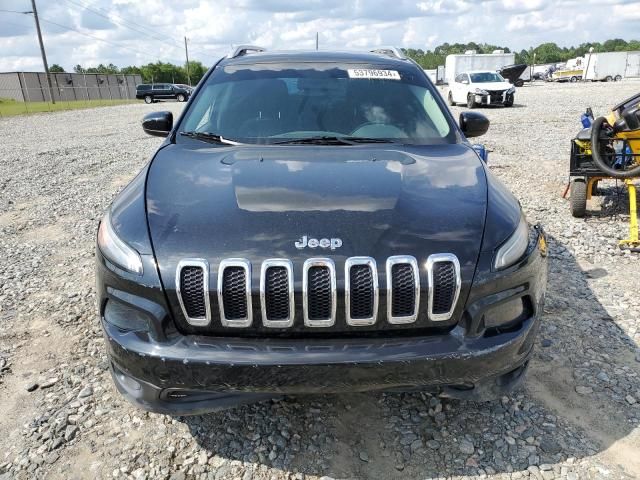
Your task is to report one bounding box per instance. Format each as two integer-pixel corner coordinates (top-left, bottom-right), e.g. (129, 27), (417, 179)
(583, 51), (637, 81)
(444, 51), (516, 85)
(624, 52), (640, 78)
(424, 69), (437, 83)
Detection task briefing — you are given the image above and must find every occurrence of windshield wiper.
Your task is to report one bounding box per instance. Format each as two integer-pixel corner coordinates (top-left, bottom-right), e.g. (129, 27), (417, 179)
(180, 131), (244, 145)
(272, 136), (394, 145)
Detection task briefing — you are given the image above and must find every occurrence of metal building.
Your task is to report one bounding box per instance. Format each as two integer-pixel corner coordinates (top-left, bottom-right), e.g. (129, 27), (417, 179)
(0, 71), (143, 102)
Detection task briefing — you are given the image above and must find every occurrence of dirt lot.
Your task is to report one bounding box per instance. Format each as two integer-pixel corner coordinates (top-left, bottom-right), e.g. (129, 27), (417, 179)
(0, 81), (639, 480)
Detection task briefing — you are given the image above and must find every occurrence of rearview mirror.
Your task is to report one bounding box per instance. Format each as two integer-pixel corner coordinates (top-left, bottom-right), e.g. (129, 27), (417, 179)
(142, 111), (173, 137)
(459, 111), (489, 138)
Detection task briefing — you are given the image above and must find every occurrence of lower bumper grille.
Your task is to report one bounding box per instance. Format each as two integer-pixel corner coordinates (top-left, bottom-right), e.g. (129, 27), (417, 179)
(175, 254), (461, 330)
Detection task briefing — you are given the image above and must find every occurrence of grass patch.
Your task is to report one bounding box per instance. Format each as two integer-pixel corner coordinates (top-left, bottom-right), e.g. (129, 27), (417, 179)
(0, 98), (137, 117)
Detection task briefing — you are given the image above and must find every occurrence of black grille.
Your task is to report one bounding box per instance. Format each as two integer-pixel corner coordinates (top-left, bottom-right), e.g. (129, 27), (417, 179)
(221, 267), (248, 320)
(307, 266), (332, 320)
(265, 266), (290, 320)
(349, 265), (374, 319)
(391, 263), (416, 317)
(432, 262), (456, 315)
(179, 266), (206, 319)
(489, 90), (505, 102)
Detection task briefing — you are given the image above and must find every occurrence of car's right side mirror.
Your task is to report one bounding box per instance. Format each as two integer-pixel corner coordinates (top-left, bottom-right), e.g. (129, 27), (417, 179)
(459, 111), (490, 138)
(142, 111), (173, 137)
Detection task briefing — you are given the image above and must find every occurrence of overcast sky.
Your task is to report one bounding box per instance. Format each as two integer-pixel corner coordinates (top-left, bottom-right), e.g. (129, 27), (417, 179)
(1, 0), (639, 72)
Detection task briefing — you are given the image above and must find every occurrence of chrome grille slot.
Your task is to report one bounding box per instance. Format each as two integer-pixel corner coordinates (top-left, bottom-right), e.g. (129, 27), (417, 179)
(260, 259), (294, 328)
(176, 259), (211, 327)
(386, 256), (419, 324)
(218, 259), (252, 327)
(345, 257), (378, 326)
(427, 253), (461, 321)
(303, 258), (336, 327)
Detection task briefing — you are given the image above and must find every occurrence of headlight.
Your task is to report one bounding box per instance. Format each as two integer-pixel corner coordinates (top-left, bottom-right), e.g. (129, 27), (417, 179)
(507, 86), (516, 94)
(493, 215), (529, 270)
(97, 211), (143, 275)
(474, 88), (489, 95)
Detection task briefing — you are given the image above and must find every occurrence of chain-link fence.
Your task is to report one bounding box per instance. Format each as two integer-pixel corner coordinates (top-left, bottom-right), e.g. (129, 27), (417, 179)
(0, 72), (143, 117)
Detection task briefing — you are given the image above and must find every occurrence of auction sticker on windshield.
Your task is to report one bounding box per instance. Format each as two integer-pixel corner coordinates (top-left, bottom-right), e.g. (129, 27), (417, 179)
(347, 69), (401, 80)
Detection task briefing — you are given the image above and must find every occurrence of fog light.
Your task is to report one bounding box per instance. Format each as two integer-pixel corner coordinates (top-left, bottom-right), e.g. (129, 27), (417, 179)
(484, 297), (527, 329)
(117, 371), (142, 392)
(104, 300), (150, 332)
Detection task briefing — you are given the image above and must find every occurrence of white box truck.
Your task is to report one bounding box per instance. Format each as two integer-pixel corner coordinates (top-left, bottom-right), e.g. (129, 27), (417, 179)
(584, 51), (629, 81)
(444, 51), (516, 85)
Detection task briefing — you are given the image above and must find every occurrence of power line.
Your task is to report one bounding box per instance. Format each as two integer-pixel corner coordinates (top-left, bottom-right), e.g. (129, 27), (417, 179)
(60, 0), (217, 60)
(0, 9), (32, 14)
(1, 9), (193, 65)
(37, 16), (183, 64)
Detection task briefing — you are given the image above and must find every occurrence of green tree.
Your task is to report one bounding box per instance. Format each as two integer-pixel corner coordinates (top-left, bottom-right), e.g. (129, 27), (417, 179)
(49, 64), (65, 72)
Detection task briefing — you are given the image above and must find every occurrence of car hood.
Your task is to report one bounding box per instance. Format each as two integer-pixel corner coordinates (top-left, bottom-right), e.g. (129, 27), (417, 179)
(474, 82), (513, 91)
(146, 142), (488, 315)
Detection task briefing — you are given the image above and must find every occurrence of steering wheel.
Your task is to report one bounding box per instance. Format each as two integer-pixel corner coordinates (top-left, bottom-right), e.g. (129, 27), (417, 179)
(590, 116), (640, 178)
(349, 122), (405, 138)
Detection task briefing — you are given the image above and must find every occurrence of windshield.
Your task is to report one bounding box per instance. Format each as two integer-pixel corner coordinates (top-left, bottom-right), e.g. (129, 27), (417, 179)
(469, 72), (505, 83)
(178, 62), (455, 145)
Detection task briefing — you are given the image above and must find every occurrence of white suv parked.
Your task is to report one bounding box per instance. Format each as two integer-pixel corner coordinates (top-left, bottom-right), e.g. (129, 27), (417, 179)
(448, 71), (515, 108)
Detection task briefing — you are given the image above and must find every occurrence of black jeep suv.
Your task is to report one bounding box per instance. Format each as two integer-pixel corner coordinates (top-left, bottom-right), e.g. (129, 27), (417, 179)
(136, 83), (190, 103)
(97, 46), (547, 414)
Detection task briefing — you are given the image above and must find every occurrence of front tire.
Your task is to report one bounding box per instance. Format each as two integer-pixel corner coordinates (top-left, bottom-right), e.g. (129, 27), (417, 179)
(144, 95), (153, 104)
(177, 93), (186, 102)
(570, 179), (587, 217)
(467, 94), (476, 109)
(504, 96), (514, 107)
(448, 91), (455, 106)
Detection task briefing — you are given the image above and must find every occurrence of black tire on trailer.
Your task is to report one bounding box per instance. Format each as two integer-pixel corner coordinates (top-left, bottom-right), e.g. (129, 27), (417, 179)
(570, 179), (587, 217)
(144, 95), (153, 104)
(515, 79), (524, 87)
(614, 75), (622, 82)
(605, 76), (613, 82)
(448, 91), (455, 106)
(467, 94), (475, 109)
(570, 76), (578, 82)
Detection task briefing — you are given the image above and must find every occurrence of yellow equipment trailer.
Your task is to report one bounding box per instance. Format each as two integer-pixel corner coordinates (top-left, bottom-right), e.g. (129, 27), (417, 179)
(568, 93), (640, 251)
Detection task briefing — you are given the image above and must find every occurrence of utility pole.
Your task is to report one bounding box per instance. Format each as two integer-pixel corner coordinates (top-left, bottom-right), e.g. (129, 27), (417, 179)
(184, 36), (191, 86)
(316, 32), (319, 50)
(31, 0), (55, 103)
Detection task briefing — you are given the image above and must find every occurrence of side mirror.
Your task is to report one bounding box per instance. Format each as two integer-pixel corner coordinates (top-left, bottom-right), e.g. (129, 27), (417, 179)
(459, 111), (489, 138)
(142, 111), (173, 137)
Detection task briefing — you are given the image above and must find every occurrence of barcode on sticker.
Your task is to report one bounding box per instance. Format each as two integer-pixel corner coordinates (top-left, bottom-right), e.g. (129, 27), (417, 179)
(347, 69), (401, 80)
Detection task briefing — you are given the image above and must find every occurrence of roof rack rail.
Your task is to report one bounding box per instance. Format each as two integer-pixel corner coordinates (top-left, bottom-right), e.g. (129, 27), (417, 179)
(228, 45), (267, 59)
(370, 46), (406, 60)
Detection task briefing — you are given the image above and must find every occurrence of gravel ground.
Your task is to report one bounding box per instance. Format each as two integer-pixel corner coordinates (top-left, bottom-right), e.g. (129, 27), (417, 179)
(0, 81), (639, 480)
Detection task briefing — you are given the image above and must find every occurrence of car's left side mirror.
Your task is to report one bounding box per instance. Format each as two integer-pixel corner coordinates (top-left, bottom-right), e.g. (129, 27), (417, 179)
(142, 111), (173, 137)
(459, 111), (489, 138)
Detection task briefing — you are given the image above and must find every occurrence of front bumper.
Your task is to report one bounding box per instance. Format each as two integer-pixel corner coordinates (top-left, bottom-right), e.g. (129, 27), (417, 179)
(475, 91), (514, 106)
(105, 316), (537, 415)
(99, 228), (547, 415)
